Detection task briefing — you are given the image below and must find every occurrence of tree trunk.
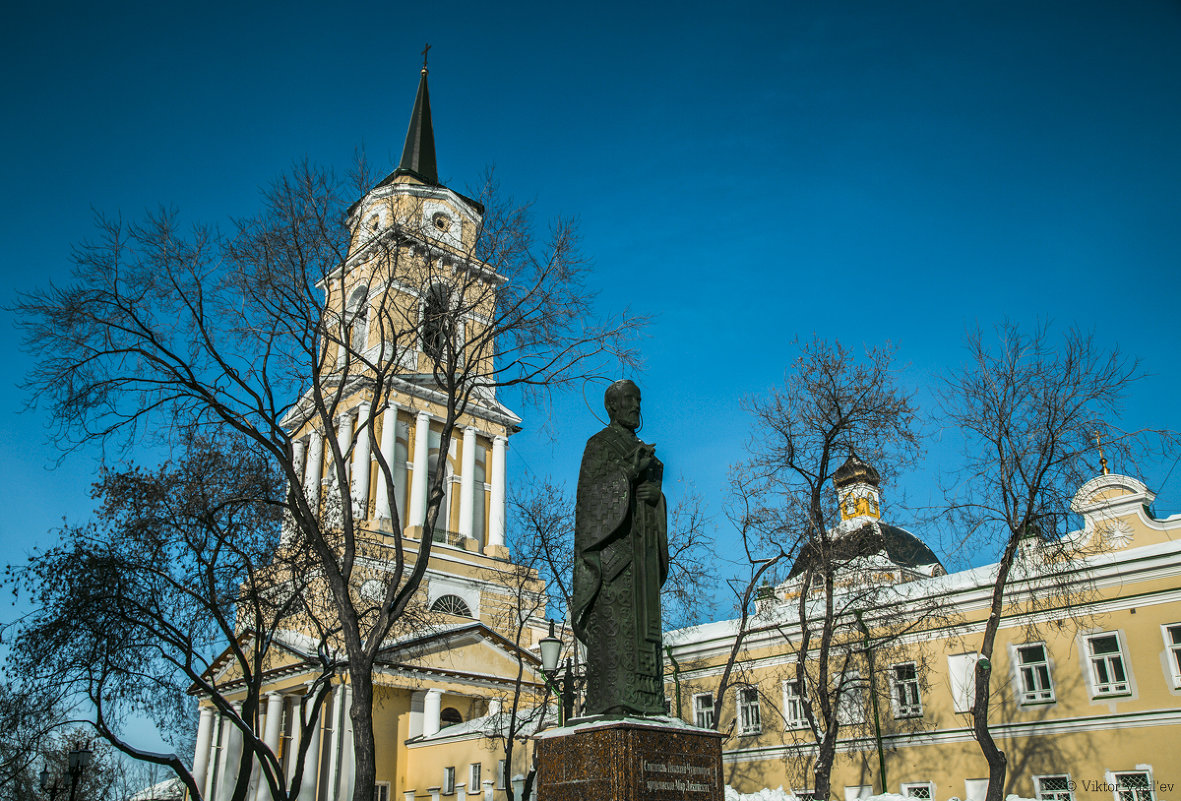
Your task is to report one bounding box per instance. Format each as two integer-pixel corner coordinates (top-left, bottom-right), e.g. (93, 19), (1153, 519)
(973, 533), (1020, 801)
(350, 662), (377, 801)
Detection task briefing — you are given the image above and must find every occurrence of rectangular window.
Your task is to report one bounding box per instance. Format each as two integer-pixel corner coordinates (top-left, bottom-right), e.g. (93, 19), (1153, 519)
(1034, 775), (1073, 801)
(1017, 643), (1055, 703)
(1114, 772), (1154, 801)
(902, 782), (934, 800)
(469, 764), (481, 793)
(1087, 633), (1130, 696)
(948, 653), (979, 713)
(443, 766), (456, 795)
(836, 672), (865, 726)
(693, 693), (715, 729)
(1165, 624), (1181, 688)
(782, 679), (807, 729)
(737, 687), (761, 734)
(892, 663), (923, 718)
(374, 783), (391, 801)
(497, 760), (506, 790)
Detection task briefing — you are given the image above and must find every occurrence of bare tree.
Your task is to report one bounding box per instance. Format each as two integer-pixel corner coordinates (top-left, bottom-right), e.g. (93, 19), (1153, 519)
(4, 438), (336, 801)
(939, 322), (1167, 801)
(737, 338), (925, 800)
(0, 684), (67, 801)
(15, 157), (643, 801)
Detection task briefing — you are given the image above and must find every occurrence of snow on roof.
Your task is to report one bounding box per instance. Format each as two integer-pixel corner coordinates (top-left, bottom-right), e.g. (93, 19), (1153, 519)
(126, 777), (184, 801)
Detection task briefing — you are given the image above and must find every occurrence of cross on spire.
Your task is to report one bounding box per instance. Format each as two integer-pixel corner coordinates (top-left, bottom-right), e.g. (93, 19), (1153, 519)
(421, 42), (431, 73)
(1095, 431), (1110, 476)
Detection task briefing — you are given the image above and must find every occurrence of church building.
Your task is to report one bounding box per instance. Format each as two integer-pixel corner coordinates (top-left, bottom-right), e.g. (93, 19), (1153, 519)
(188, 63), (554, 801)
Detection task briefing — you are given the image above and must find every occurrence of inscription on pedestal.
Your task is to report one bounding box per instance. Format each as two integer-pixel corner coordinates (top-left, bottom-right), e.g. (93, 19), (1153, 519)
(640, 757), (717, 798)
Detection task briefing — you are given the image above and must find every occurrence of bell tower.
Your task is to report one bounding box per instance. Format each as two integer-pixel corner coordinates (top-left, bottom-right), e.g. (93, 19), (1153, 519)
(288, 60), (521, 567)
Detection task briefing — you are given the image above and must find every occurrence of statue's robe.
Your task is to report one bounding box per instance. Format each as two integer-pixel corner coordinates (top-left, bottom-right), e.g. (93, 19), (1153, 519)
(571, 422), (669, 716)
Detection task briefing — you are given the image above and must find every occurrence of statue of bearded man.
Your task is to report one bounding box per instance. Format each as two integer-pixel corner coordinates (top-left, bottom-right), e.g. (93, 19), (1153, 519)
(571, 380), (669, 716)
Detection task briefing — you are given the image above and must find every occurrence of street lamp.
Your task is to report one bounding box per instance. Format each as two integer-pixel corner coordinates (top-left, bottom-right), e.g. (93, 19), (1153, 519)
(40, 766), (63, 801)
(538, 619), (583, 725)
(66, 745), (92, 801)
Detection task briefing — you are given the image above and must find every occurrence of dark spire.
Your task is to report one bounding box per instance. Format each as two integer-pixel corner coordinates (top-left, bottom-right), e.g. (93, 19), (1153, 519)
(394, 60), (439, 185)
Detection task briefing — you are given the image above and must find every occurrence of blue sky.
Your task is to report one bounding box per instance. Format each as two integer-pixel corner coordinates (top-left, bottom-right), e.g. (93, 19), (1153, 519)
(3, 0), (1181, 600)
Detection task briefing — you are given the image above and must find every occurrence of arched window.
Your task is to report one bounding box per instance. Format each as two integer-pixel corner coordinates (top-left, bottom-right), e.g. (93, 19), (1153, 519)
(430, 594), (472, 617)
(440, 707), (463, 727)
(347, 289), (368, 353)
(421, 283), (453, 364)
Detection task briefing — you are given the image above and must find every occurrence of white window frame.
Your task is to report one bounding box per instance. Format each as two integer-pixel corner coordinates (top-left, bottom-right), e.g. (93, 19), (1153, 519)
(1034, 774), (1074, 801)
(1112, 771), (1155, 801)
(892, 662), (923, 718)
(782, 679), (807, 729)
(901, 781), (934, 800)
(1016, 642), (1056, 704)
(443, 766), (456, 795)
(374, 782), (391, 801)
(692, 692), (715, 729)
(1163, 623), (1181, 689)
(737, 686), (762, 735)
(496, 759), (506, 790)
(468, 764), (481, 794)
(1086, 632), (1131, 697)
(836, 671), (865, 726)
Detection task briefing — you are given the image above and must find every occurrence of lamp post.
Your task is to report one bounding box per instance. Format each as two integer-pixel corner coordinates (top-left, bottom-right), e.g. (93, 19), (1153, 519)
(538, 620), (583, 725)
(66, 745), (92, 801)
(40, 767), (63, 801)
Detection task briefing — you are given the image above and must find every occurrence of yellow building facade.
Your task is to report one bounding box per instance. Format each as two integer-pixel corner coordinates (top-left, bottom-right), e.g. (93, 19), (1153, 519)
(665, 467), (1181, 801)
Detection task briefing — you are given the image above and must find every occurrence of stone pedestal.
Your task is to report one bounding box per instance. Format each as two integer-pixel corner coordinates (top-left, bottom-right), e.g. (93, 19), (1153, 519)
(534, 716), (725, 801)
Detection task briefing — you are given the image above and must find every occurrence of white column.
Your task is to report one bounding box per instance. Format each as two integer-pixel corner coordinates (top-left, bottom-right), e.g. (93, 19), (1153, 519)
(296, 699), (321, 801)
(458, 427), (477, 542)
(204, 714), (223, 801)
(489, 435), (508, 548)
(423, 688), (443, 737)
(351, 403), (372, 519)
(483, 780), (494, 801)
(408, 411), (431, 530)
(337, 414), (355, 484)
(284, 698), (300, 785)
(293, 439), (307, 479)
(404, 793), (416, 801)
(218, 705), (244, 801)
(374, 403), (400, 521)
(192, 707), (214, 797)
(303, 432), (323, 511)
(323, 688), (345, 801)
(253, 693), (284, 801)
(408, 690), (426, 739)
(336, 686), (355, 801)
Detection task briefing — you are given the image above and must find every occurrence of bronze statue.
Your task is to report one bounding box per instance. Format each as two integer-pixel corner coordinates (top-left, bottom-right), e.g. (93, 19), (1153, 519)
(571, 380), (669, 716)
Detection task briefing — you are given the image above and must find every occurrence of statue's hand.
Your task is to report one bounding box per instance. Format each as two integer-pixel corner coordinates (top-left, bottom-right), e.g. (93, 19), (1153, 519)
(636, 482), (661, 505)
